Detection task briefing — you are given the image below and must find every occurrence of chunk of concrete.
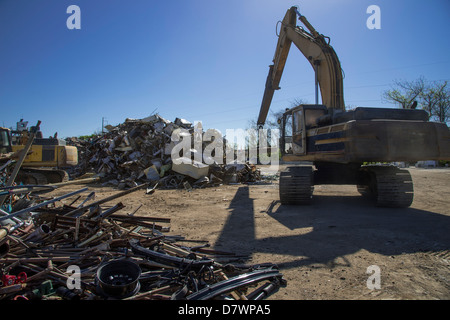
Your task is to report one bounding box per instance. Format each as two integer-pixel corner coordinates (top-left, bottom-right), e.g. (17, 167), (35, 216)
(172, 157), (209, 179)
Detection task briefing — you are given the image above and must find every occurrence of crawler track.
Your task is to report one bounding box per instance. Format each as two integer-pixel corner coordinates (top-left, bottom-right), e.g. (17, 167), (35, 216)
(358, 166), (414, 208)
(279, 166), (314, 205)
(16, 168), (70, 185)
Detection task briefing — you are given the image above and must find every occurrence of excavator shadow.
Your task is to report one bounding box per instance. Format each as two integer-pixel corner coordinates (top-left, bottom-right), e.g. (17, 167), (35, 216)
(215, 186), (450, 270)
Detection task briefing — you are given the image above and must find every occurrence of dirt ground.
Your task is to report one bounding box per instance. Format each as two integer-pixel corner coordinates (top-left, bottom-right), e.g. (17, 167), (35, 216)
(49, 165), (450, 300)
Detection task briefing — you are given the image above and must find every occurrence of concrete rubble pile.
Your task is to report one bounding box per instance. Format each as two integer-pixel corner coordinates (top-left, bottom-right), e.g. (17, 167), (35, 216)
(68, 114), (261, 189)
(0, 184), (286, 300)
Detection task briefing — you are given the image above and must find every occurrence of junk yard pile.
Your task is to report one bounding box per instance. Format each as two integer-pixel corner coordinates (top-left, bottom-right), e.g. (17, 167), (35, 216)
(68, 114), (262, 189)
(0, 116), (285, 300)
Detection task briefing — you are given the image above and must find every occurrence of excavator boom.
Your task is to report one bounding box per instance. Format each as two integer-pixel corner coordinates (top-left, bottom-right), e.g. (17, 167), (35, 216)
(257, 6), (344, 126)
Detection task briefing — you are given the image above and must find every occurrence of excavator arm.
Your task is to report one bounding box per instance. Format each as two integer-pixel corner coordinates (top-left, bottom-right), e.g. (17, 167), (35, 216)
(257, 6), (345, 126)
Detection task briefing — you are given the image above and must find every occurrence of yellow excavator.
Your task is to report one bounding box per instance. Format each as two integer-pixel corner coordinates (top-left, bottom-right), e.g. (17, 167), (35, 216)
(0, 121), (78, 185)
(257, 7), (450, 207)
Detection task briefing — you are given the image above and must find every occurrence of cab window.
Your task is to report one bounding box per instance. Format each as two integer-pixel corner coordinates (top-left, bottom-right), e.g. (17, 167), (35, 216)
(293, 109), (303, 133)
(304, 109), (326, 129)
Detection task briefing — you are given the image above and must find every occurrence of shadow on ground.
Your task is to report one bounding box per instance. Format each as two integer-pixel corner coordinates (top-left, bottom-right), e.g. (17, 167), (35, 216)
(215, 186), (450, 270)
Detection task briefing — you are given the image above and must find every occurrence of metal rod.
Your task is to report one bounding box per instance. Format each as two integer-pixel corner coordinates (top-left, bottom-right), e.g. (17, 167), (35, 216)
(0, 187), (89, 223)
(64, 183), (149, 217)
(129, 239), (215, 271)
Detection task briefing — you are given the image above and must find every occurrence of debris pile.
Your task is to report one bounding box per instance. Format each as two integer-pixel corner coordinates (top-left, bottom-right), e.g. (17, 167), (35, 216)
(0, 158), (14, 188)
(0, 184), (286, 300)
(68, 114), (262, 189)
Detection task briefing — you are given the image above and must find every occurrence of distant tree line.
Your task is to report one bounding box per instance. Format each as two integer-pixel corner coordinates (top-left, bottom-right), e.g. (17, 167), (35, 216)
(382, 76), (450, 124)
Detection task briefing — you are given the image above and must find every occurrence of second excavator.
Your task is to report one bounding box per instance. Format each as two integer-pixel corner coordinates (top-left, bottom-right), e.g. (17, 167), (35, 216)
(257, 6), (450, 207)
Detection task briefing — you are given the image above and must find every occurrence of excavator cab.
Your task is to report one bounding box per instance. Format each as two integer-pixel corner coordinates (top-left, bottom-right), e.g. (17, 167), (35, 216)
(0, 128), (13, 154)
(280, 105), (327, 156)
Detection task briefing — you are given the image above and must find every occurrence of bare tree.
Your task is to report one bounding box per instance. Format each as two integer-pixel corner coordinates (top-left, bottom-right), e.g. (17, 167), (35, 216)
(421, 80), (450, 123)
(382, 76), (425, 109)
(383, 77), (450, 124)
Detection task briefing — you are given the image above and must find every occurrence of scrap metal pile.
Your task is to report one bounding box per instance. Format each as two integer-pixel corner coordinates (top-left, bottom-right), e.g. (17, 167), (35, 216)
(68, 114), (261, 189)
(0, 184), (286, 300)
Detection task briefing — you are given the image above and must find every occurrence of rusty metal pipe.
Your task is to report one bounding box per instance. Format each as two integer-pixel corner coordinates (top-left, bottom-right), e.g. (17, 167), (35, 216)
(129, 239), (215, 271)
(24, 223), (51, 242)
(0, 226), (9, 243)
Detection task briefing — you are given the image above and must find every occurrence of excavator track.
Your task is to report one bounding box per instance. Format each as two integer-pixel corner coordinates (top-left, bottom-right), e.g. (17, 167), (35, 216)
(279, 166), (314, 205)
(16, 171), (48, 185)
(16, 168), (69, 185)
(358, 166), (414, 208)
(41, 169), (70, 184)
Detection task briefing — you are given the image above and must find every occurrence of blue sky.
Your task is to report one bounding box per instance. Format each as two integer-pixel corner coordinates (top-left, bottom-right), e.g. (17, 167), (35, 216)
(1, 0), (449, 138)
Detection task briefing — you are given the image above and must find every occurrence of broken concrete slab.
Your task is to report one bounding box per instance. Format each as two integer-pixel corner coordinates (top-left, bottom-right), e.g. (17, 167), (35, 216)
(172, 157), (210, 180)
